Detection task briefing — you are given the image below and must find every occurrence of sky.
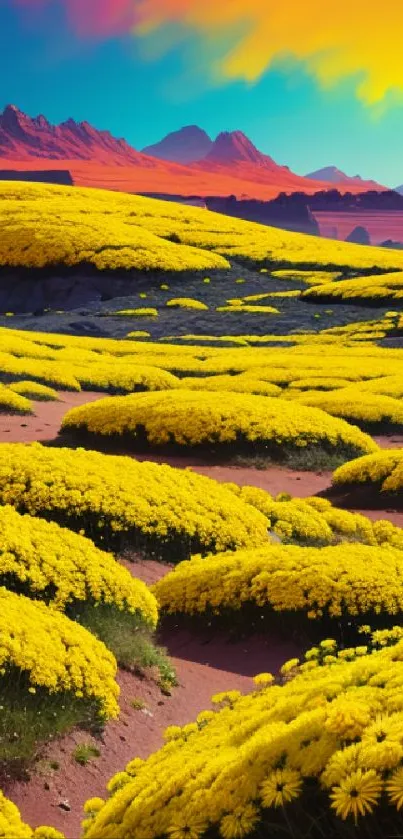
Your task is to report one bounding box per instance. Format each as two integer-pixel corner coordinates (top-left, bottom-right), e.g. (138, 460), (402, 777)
(1, 0), (403, 186)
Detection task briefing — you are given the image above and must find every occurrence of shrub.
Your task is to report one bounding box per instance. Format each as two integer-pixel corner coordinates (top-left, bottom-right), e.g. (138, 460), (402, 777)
(61, 390), (378, 464)
(0, 504), (158, 623)
(289, 389), (403, 430)
(0, 383), (32, 414)
(153, 542), (403, 629)
(113, 308), (158, 317)
(225, 485), (375, 546)
(166, 298), (209, 310)
(72, 363), (179, 394)
(0, 587), (119, 718)
(8, 380), (59, 401)
(302, 272), (403, 303)
(0, 791), (64, 838)
(81, 635), (403, 839)
(216, 305), (280, 314)
(179, 375), (281, 397)
(0, 443), (267, 560)
(333, 449), (403, 495)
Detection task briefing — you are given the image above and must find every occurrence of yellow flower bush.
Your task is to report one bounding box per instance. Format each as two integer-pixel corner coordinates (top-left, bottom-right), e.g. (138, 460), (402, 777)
(153, 542), (403, 623)
(0, 383), (32, 414)
(114, 308), (158, 317)
(0, 183), (228, 273)
(0, 791), (64, 839)
(166, 298), (209, 310)
(224, 485), (376, 546)
(72, 363), (179, 393)
(179, 375), (281, 397)
(2, 182), (403, 278)
(216, 305), (280, 314)
(272, 269), (343, 284)
(61, 390), (378, 461)
(8, 380), (59, 400)
(82, 638), (403, 837)
(0, 443), (267, 559)
(290, 389), (403, 428)
(0, 351), (80, 390)
(333, 449), (403, 495)
(302, 272), (403, 303)
(126, 330), (150, 338)
(0, 504), (158, 623)
(0, 587), (118, 718)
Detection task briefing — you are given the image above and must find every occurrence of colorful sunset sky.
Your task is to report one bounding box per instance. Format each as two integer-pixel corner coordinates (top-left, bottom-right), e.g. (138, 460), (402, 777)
(2, 0), (403, 186)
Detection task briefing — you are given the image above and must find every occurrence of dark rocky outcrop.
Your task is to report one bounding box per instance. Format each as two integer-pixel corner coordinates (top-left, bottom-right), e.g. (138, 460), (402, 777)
(345, 226), (371, 245)
(205, 194), (320, 236)
(0, 169), (73, 185)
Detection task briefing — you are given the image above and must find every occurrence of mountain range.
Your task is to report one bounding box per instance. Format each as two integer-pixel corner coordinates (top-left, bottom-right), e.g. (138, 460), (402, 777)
(0, 104), (388, 198)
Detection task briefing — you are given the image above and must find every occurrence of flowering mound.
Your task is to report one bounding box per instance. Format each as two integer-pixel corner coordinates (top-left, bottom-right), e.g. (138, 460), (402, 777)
(216, 304), (280, 314)
(153, 542), (403, 626)
(72, 363), (179, 393)
(82, 637), (403, 838)
(179, 375), (281, 397)
(302, 272), (403, 303)
(0, 443), (267, 559)
(0, 791), (64, 839)
(332, 449), (403, 499)
(114, 308), (158, 317)
(8, 380), (59, 401)
(0, 182), (228, 273)
(61, 390), (377, 463)
(0, 383), (32, 414)
(224, 485), (379, 546)
(0, 504), (158, 623)
(166, 297), (209, 310)
(0, 351), (80, 390)
(289, 389), (403, 430)
(0, 587), (119, 718)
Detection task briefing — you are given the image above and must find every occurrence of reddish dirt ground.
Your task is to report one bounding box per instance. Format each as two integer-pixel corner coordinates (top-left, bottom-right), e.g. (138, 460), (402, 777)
(3, 393), (403, 834)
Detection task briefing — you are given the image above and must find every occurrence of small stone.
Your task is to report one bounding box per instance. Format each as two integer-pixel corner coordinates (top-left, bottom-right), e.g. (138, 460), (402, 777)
(58, 799), (71, 812)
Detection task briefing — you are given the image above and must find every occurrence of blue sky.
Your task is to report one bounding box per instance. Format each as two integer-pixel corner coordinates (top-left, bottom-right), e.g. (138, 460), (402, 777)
(1, 1), (402, 186)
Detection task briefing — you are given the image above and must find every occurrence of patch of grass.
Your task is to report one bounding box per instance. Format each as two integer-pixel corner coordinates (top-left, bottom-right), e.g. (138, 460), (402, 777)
(131, 698), (146, 711)
(0, 671), (101, 779)
(72, 743), (101, 766)
(72, 603), (177, 686)
(233, 444), (362, 472)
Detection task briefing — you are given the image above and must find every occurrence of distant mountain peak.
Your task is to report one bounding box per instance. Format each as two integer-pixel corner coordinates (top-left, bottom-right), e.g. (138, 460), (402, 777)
(0, 104), (146, 164)
(203, 130), (277, 167)
(142, 125), (213, 164)
(305, 165), (380, 188)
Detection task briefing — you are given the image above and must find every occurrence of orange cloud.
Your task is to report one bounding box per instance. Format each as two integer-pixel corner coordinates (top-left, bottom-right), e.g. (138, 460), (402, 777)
(12, 0), (403, 103)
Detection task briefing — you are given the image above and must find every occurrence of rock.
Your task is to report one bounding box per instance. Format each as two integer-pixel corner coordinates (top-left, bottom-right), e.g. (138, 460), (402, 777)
(58, 799), (71, 812)
(345, 226), (371, 245)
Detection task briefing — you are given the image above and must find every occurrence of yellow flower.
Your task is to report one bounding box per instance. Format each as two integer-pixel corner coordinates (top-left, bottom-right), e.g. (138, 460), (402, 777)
(168, 812), (208, 839)
(386, 767), (403, 810)
(219, 804), (258, 838)
(253, 673), (274, 687)
(330, 769), (382, 822)
(260, 769), (302, 808)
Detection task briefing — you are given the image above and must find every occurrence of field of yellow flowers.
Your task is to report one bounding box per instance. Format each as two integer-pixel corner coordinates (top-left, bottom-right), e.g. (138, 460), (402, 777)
(4, 184), (403, 838)
(3, 181), (403, 276)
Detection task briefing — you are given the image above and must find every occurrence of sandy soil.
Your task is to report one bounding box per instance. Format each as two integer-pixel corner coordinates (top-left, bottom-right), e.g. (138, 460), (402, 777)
(2, 393), (403, 834)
